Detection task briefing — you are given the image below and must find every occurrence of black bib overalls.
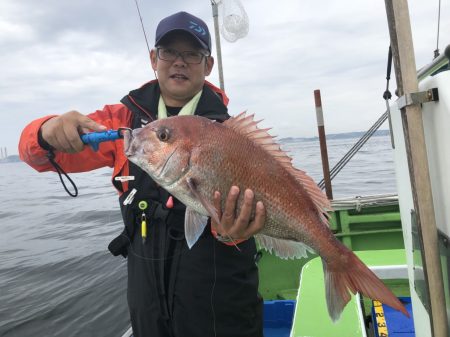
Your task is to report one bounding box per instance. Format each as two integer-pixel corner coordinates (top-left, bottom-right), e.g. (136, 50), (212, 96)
(108, 82), (263, 337)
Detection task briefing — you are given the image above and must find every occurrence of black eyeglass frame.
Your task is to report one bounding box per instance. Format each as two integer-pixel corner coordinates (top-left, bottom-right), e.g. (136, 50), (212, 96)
(156, 47), (210, 65)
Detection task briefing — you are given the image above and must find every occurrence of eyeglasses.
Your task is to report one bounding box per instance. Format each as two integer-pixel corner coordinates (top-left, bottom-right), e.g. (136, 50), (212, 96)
(156, 47), (209, 65)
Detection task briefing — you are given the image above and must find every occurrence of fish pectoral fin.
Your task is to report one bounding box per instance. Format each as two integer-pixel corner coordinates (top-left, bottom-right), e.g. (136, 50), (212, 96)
(184, 207), (209, 249)
(186, 177), (220, 224)
(255, 234), (315, 260)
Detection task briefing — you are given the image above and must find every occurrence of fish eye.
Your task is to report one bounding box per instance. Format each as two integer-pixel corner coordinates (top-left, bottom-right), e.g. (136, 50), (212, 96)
(157, 128), (170, 142)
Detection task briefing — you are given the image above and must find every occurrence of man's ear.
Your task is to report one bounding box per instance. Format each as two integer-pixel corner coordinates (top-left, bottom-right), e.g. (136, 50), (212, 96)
(205, 56), (214, 76)
(150, 49), (158, 70)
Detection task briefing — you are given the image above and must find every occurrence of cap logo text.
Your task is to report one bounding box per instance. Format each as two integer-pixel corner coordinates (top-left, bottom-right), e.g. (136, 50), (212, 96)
(189, 21), (206, 36)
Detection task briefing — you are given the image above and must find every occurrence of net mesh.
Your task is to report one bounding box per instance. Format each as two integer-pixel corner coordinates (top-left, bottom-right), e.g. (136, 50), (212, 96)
(219, 0), (249, 42)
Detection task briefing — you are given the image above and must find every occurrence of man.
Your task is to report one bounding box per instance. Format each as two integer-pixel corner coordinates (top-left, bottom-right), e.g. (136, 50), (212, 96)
(19, 11), (265, 337)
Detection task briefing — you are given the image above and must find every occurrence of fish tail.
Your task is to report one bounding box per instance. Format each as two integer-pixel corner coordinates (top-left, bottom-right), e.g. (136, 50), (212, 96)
(322, 251), (409, 322)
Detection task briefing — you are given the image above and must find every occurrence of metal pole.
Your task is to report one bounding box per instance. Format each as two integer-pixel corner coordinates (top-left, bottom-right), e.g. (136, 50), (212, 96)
(211, 1), (225, 91)
(314, 90), (333, 200)
(384, 1), (447, 336)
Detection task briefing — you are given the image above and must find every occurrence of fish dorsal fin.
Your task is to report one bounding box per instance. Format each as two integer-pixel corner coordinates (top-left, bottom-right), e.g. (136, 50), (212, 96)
(224, 112), (332, 222)
(291, 167), (332, 224)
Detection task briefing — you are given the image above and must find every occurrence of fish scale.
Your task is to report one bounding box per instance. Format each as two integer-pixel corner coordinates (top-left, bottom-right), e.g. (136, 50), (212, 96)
(194, 123), (316, 244)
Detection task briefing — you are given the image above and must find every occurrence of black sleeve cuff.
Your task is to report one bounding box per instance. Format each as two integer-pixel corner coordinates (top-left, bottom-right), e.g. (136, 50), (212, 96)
(37, 128), (53, 151)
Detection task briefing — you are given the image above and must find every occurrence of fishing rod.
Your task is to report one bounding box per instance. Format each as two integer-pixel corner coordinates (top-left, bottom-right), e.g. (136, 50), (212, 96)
(80, 1), (147, 151)
(133, 0), (152, 59)
(53, 0), (148, 195)
(51, 0), (149, 195)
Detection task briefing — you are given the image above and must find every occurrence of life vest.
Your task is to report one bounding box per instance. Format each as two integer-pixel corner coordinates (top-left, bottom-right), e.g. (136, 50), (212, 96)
(108, 80), (230, 257)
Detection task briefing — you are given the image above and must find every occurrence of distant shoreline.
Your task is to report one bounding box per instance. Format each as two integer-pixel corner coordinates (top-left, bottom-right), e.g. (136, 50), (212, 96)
(0, 155), (21, 164)
(2, 130), (391, 160)
(279, 129), (390, 142)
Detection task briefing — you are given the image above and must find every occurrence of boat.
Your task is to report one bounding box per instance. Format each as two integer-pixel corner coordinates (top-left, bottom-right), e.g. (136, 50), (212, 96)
(119, 193), (413, 337)
(121, 1), (450, 336)
(288, 15), (449, 337)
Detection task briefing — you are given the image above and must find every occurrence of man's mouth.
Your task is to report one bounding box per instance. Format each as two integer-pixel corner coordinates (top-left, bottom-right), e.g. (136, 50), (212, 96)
(170, 73), (188, 80)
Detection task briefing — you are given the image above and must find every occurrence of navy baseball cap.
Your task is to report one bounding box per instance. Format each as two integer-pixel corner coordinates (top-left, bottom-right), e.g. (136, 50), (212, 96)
(155, 11), (212, 53)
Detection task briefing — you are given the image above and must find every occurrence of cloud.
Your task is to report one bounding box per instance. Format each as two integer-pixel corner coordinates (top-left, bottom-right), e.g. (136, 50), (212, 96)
(1, 0), (448, 155)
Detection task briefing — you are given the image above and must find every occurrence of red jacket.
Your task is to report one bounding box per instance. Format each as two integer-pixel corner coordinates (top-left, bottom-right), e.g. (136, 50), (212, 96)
(18, 80), (229, 195)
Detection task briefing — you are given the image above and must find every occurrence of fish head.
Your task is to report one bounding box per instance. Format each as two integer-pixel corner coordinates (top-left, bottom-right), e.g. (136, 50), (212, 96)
(124, 117), (198, 186)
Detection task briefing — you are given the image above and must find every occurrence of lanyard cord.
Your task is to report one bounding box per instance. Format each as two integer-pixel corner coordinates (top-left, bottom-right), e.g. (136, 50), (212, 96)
(47, 149), (79, 197)
(383, 45), (395, 149)
(383, 45), (393, 102)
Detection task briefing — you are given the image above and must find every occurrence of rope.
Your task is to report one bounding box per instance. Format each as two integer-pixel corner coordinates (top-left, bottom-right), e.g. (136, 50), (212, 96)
(384, 46), (395, 148)
(331, 193), (399, 210)
(383, 46), (393, 102)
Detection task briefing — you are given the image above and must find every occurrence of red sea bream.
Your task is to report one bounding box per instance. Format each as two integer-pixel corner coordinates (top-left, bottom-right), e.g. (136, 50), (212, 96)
(124, 112), (408, 321)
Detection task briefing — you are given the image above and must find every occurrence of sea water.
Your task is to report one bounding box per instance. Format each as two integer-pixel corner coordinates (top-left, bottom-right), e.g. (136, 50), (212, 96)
(0, 134), (396, 337)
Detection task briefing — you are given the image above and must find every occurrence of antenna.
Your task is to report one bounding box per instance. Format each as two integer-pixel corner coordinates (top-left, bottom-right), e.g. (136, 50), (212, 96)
(434, 0), (441, 58)
(211, 1), (225, 90)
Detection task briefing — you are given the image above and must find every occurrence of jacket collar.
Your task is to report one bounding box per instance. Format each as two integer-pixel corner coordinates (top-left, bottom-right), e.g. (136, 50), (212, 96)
(121, 80), (229, 122)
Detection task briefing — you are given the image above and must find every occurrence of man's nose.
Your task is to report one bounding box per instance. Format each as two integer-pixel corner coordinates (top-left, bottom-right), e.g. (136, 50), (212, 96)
(173, 54), (187, 65)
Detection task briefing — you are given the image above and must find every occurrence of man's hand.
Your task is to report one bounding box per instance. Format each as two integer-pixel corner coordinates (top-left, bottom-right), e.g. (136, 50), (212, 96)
(211, 186), (265, 242)
(40, 110), (107, 153)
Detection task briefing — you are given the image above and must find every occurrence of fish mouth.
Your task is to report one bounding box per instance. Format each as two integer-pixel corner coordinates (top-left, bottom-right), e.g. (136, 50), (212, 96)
(124, 128), (148, 157)
(123, 128), (133, 156)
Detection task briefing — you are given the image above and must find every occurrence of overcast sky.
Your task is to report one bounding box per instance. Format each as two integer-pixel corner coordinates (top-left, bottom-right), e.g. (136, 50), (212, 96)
(1, 0), (448, 155)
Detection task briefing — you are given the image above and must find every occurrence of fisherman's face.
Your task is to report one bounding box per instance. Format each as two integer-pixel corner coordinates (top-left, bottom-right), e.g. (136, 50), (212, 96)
(151, 32), (214, 107)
